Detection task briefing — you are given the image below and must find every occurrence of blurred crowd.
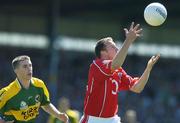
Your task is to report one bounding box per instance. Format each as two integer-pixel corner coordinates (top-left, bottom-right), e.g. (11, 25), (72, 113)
(0, 48), (179, 123)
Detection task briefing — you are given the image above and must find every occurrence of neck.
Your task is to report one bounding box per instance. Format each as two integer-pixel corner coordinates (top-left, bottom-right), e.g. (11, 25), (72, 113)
(17, 77), (31, 89)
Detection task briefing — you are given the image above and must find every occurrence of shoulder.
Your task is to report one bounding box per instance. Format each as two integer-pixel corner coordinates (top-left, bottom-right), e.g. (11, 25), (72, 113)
(92, 59), (112, 69)
(31, 77), (50, 102)
(91, 59), (112, 76)
(93, 59), (111, 66)
(0, 80), (21, 97)
(112, 68), (127, 78)
(0, 80), (21, 106)
(31, 77), (46, 88)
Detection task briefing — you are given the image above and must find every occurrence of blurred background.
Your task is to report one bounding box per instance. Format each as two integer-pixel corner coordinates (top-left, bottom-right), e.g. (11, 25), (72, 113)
(0, 0), (179, 123)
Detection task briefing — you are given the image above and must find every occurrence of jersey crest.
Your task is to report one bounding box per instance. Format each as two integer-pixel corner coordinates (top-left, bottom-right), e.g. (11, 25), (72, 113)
(20, 101), (28, 110)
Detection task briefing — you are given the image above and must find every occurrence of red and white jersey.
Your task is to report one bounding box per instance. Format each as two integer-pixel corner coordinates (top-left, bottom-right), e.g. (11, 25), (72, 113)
(83, 59), (139, 118)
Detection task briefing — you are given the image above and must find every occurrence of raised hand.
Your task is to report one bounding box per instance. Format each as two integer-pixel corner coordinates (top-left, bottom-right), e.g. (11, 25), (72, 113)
(124, 22), (143, 43)
(147, 54), (160, 70)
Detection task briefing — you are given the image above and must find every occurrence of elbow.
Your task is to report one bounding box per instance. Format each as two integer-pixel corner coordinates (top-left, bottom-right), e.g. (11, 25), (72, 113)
(134, 89), (143, 93)
(131, 87), (144, 93)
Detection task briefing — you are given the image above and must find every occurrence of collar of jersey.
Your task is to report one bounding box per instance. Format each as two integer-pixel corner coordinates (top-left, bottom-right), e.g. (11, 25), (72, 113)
(15, 78), (33, 89)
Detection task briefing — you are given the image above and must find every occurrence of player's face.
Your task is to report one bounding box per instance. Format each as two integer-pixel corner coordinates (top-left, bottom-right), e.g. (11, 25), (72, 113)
(15, 59), (33, 81)
(105, 41), (118, 60)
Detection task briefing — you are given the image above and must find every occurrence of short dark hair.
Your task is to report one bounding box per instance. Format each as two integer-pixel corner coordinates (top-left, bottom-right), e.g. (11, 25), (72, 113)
(95, 37), (113, 58)
(12, 55), (30, 70)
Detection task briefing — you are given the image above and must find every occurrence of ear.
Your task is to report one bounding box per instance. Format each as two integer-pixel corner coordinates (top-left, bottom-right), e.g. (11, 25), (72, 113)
(14, 68), (18, 74)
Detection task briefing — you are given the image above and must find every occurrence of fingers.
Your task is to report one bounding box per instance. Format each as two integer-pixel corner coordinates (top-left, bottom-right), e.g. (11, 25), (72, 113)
(130, 22), (134, 30)
(147, 54), (160, 69)
(128, 22), (142, 35)
(155, 54), (160, 61)
(136, 34), (141, 37)
(124, 28), (128, 34)
(154, 53), (160, 60)
(125, 23), (142, 32)
(136, 28), (143, 33)
(136, 28), (143, 37)
(151, 54), (160, 63)
(156, 53), (161, 57)
(124, 22), (143, 42)
(134, 24), (140, 30)
(129, 22), (141, 31)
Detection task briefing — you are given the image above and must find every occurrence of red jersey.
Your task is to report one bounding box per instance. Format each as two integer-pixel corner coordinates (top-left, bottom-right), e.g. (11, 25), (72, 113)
(83, 59), (139, 117)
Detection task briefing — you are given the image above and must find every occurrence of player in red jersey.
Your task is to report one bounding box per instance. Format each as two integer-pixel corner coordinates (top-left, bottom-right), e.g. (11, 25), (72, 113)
(80, 22), (160, 123)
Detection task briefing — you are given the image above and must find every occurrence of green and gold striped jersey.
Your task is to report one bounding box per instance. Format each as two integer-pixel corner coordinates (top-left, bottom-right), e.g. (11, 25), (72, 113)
(0, 77), (50, 123)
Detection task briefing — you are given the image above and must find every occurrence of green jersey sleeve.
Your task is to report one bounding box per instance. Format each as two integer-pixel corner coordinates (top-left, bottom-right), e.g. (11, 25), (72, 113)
(32, 78), (50, 106)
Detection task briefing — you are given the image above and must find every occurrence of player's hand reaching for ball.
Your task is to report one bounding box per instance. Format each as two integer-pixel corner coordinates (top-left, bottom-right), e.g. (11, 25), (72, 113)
(147, 54), (160, 70)
(124, 22), (143, 43)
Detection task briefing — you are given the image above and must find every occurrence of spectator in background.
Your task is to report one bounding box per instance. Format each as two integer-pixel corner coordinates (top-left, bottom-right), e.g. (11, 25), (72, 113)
(124, 109), (140, 123)
(48, 97), (80, 123)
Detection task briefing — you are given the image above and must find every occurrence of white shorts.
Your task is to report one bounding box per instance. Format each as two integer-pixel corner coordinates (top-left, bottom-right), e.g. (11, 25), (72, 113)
(80, 115), (121, 123)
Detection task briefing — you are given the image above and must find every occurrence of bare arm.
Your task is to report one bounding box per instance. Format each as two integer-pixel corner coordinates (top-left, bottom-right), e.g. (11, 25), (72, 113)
(111, 22), (142, 70)
(0, 119), (5, 123)
(41, 103), (69, 123)
(130, 54), (160, 93)
(0, 120), (14, 123)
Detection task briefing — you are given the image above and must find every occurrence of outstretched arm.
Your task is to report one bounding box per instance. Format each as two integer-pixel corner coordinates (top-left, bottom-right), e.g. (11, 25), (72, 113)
(130, 54), (160, 93)
(41, 103), (69, 123)
(111, 22), (143, 70)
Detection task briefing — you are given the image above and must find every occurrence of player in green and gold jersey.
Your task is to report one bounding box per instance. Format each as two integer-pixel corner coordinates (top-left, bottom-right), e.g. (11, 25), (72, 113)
(0, 55), (69, 123)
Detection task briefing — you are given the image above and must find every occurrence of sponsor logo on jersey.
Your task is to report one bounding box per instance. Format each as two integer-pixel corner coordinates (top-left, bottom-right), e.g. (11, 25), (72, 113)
(20, 101), (28, 110)
(35, 94), (40, 103)
(10, 102), (40, 121)
(21, 105), (39, 120)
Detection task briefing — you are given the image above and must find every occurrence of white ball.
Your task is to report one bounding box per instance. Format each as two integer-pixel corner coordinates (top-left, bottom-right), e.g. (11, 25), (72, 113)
(144, 2), (167, 26)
